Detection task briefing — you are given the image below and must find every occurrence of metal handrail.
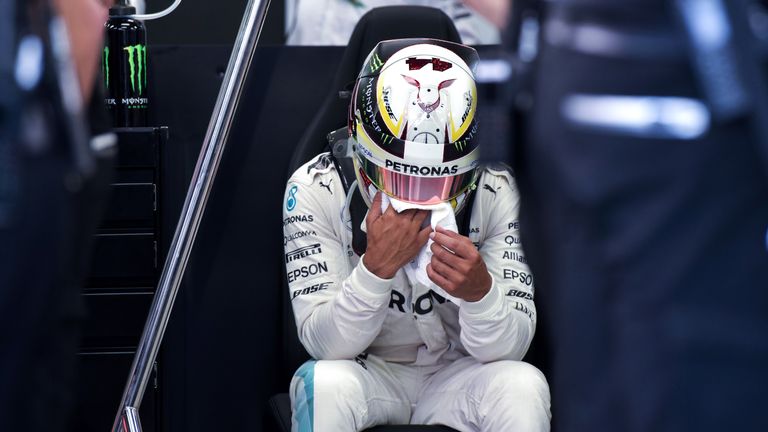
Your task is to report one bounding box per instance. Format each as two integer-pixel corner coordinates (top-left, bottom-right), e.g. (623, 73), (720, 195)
(111, 1), (271, 430)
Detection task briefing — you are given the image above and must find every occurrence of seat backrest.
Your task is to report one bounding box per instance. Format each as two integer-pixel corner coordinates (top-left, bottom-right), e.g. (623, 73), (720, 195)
(287, 6), (462, 174)
(281, 6), (463, 382)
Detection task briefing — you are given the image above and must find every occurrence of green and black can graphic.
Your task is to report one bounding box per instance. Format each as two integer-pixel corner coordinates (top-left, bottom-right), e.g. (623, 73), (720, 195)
(104, 11), (149, 127)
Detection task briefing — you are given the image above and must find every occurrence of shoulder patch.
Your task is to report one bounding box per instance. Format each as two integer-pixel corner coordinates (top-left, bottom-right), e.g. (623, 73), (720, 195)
(307, 153), (333, 175)
(481, 163), (514, 188)
(291, 152), (337, 185)
(485, 162), (514, 177)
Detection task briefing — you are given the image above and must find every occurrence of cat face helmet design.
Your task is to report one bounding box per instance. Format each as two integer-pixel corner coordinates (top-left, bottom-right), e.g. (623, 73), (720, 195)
(349, 38), (480, 212)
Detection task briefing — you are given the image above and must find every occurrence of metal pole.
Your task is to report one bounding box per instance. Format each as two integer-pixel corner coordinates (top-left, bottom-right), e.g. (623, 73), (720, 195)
(119, 407), (143, 432)
(111, 1), (270, 430)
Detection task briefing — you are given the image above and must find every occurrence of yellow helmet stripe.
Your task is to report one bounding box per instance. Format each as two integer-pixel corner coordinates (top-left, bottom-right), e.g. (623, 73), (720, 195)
(376, 77), (405, 136)
(449, 81), (477, 142)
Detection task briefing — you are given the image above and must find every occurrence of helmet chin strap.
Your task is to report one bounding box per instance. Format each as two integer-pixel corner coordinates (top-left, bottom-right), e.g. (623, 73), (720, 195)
(346, 179), (360, 211)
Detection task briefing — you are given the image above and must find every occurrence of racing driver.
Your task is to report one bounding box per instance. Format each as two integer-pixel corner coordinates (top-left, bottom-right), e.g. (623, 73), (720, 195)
(282, 38), (551, 431)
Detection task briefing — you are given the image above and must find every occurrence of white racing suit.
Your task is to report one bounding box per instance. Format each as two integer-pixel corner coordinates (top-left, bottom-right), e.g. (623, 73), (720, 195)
(283, 154), (551, 431)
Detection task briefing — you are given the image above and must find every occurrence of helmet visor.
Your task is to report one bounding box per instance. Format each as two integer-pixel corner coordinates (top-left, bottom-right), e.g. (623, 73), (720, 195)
(353, 120), (479, 204)
(356, 152), (478, 204)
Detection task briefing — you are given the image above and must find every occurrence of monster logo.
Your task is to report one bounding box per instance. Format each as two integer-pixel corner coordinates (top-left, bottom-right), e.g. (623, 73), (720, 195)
(369, 52), (384, 74)
(123, 44), (147, 95)
(103, 47), (109, 88)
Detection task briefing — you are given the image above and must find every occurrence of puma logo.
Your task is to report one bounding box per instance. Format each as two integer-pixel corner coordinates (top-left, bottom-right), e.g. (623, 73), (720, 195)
(483, 184), (501, 198)
(319, 178), (333, 195)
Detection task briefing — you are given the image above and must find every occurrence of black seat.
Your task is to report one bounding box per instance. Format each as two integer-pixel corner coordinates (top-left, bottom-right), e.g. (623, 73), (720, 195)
(272, 6), (463, 432)
(269, 393), (458, 432)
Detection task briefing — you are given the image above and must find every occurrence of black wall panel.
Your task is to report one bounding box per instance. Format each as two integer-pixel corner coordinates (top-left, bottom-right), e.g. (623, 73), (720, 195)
(88, 233), (157, 287)
(149, 45), (342, 432)
(81, 293), (154, 348)
(101, 183), (157, 230)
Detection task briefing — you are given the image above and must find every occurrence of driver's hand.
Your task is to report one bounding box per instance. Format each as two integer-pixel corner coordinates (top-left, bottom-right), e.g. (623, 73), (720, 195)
(427, 226), (492, 302)
(363, 192), (431, 279)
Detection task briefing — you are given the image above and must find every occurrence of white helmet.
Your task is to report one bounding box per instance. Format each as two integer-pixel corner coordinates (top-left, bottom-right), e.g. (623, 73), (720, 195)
(349, 38), (480, 211)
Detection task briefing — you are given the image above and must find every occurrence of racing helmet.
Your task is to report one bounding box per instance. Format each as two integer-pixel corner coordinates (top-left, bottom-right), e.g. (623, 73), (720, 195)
(349, 38), (481, 211)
